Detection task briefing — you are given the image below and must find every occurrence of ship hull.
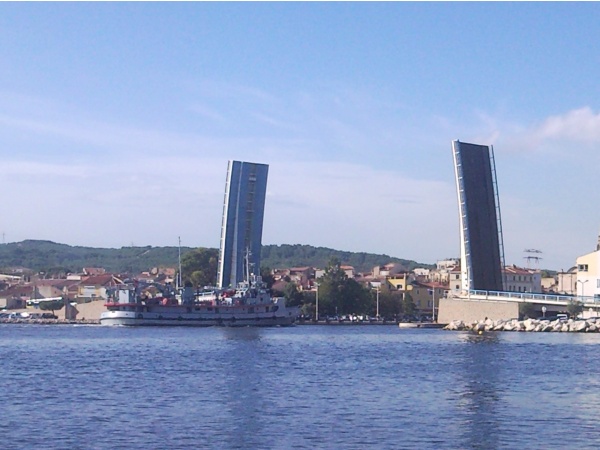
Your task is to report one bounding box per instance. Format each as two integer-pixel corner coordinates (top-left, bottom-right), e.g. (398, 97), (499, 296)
(100, 308), (298, 327)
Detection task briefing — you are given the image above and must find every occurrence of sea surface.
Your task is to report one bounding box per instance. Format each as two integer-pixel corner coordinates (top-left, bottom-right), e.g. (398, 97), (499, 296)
(1, 324), (600, 449)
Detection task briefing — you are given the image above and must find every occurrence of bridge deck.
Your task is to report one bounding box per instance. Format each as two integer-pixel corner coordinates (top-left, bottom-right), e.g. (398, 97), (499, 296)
(458, 290), (599, 308)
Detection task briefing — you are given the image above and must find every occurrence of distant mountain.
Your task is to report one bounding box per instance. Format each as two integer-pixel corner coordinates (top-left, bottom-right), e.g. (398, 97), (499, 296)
(0, 240), (433, 275)
(0, 240), (190, 274)
(261, 244), (431, 273)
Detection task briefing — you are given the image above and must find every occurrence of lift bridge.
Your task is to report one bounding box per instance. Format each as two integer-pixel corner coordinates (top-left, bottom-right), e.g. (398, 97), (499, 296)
(442, 140), (596, 322)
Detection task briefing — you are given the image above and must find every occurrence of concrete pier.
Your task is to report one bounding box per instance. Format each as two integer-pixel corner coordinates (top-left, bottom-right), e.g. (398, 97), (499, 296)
(437, 297), (519, 323)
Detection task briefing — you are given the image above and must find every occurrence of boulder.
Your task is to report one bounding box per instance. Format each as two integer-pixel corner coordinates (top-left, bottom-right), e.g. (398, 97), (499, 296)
(493, 320), (507, 331)
(473, 322), (486, 332)
(524, 319), (537, 332)
(445, 320), (465, 331)
(503, 322), (516, 331)
(572, 321), (588, 332)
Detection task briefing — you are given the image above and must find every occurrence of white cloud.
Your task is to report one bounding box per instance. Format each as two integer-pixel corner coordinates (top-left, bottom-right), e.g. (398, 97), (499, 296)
(489, 106), (600, 157)
(534, 107), (600, 143)
(6, 87), (598, 269)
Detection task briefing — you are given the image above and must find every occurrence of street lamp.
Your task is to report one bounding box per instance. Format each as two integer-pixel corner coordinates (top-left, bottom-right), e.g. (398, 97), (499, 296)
(376, 287), (380, 318)
(431, 285), (436, 323)
(577, 279), (589, 300)
(315, 282), (319, 322)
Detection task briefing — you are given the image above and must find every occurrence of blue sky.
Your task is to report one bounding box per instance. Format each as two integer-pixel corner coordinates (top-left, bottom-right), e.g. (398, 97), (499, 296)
(1, 3), (599, 271)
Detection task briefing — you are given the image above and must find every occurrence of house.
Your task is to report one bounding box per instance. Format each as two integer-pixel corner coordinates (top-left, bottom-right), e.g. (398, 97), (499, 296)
(556, 268), (577, 295)
(372, 263), (406, 278)
(0, 284), (34, 309)
(503, 265), (542, 293)
(385, 273), (413, 292)
(0, 273), (23, 286)
(410, 281), (447, 316)
(413, 268), (430, 278)
(315, 265), (355, 280)
(288, 267), (315, 290)
(541, 276), (557, 293)
(575, 232), (600, 299)
(77, 274), (119, 302)
(448, 265), (462, 295)
(83, 268), (106, 276)
(34, 279), (80, 300)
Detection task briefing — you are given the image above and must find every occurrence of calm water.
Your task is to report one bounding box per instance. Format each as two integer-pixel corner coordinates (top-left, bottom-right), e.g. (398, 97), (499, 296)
(2, 325), (600, 449)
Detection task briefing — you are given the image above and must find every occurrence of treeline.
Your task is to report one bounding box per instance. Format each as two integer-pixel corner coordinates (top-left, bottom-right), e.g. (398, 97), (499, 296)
(0, 240), (431, 275)
(261, 244), (428, 273)
(272, 258), (419, 320)
(0, 240), (190, 274)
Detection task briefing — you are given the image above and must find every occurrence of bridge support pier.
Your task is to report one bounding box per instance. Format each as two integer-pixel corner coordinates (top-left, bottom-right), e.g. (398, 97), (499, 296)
(438, 297), (519, 324)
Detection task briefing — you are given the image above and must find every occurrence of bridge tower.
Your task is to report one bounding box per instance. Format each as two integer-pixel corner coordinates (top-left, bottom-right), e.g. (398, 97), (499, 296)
(217, 160), (269, 289)
(452, 140), (506, 292)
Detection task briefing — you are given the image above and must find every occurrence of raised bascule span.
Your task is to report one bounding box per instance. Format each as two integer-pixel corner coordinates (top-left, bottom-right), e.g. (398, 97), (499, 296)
(439, 140), (599, 323)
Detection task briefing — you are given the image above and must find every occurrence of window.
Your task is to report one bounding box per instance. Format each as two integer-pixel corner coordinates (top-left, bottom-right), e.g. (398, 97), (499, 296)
(579, 264), (589, 272)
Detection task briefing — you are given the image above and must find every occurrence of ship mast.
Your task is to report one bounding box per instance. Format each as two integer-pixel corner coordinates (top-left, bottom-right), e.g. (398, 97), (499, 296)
(245, 247), (252, 282)
(178, 236), (182, 290)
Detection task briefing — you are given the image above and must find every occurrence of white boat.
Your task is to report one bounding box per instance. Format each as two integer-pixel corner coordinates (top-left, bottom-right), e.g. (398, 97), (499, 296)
(100, 273), (299, 327)
(398, 322), (445, 329)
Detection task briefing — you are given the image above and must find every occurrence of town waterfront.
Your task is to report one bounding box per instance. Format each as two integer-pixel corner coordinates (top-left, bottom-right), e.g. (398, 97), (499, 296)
(2, 325), (600, 449)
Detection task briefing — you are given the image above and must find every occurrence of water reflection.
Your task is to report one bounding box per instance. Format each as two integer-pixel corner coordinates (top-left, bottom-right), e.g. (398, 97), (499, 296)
(460, 331), (501, 345)
(220, 327), (267, 449)
(456, 331), (504, 449)
(221, 326), (262, 341)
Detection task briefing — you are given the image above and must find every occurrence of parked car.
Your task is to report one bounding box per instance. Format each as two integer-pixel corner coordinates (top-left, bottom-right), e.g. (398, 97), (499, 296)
(41, 313), (58, 319)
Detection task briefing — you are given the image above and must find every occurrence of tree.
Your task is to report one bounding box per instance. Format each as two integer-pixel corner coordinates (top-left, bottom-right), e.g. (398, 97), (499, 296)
(302, 290), (316, 310)
(317, 258), (371, 316)
(260, 266), (275, 289)
(375, 284), (403, 319)
(282, 282), (304, 307)
(401, 293), (417, 317)
(39, 299), (65, 316)
(567, 300), (584, 319)
(180, 248), (219, 287)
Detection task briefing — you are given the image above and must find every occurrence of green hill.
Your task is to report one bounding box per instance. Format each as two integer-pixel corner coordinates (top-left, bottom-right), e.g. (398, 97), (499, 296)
(0, 240), (432, 275)
(261, 244), (429, 272)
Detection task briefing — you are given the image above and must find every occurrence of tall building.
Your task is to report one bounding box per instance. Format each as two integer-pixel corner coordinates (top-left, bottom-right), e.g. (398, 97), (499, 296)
(217, 160), (269, 288)
(452, 140), (505, 292)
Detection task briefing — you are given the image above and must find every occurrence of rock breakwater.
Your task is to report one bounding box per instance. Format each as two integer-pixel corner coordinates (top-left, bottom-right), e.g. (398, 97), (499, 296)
(444, 317), (600, 333)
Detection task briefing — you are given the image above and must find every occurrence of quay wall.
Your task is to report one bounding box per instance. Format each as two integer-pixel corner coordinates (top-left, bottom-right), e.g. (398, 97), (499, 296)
(438, 297), (519, 323)
(8, 300), (107, 322)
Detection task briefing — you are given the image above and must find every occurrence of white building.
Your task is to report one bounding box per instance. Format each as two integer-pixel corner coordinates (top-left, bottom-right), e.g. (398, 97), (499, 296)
(503, 265), (542, 293)
(575, 232), (600, 300)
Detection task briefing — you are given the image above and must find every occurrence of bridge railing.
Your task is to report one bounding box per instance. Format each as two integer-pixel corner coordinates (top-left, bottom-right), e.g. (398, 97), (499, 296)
(467, 290), (600, 305)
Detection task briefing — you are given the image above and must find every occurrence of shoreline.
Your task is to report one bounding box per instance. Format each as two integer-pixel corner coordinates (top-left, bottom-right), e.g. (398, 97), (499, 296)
(0, 318), (100, 325)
